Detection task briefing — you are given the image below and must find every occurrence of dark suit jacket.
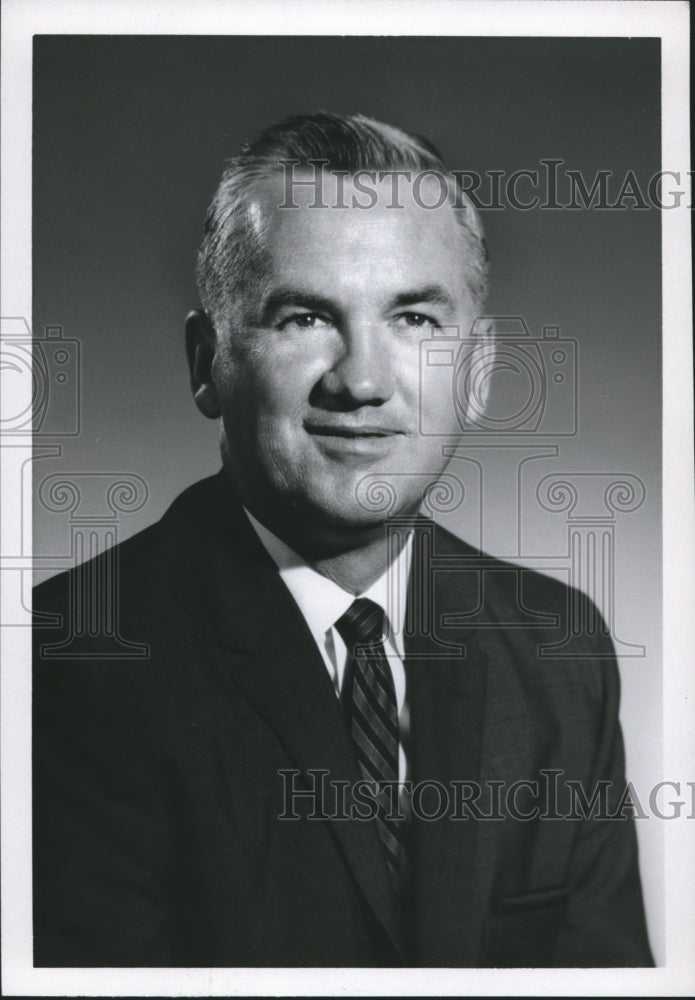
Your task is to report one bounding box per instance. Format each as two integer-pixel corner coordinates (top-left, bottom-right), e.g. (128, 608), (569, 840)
(33, 472), (653, 967)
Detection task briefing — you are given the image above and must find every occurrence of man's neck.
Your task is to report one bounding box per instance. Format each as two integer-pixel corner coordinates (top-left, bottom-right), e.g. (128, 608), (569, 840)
(262, 515), (412, 594)
(240, 504), (416, 594)
(220, 465), (420, 593)
(244, 507), (410, 595)
(298, 534), (401, 595)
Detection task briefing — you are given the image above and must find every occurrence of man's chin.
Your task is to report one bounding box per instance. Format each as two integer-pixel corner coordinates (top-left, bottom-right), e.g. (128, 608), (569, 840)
(291, 486), (421, 538)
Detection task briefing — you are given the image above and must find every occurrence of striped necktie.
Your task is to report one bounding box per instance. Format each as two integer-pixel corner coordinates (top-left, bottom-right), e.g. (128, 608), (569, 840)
(335, 597), (401, 891)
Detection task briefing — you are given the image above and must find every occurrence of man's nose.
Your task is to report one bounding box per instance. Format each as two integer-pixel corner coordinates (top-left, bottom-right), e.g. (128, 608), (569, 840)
(315, 323), (396, 408)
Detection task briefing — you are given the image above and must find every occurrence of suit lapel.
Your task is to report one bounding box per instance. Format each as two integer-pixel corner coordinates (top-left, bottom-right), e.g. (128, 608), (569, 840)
(406, 572), (486, 966)
(403, 520), (535, 965)
(183, 478), (405, 961)
(221, 610), (405, 959)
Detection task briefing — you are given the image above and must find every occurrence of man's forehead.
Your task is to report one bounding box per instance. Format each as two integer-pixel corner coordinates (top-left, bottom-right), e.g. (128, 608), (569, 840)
(228, 170), (472, 319)
(254, 183), (461, 281)
(251, 168), (460, 224)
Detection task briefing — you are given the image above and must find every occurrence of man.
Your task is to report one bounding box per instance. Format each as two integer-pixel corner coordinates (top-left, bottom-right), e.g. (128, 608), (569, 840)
(33, 112), (653, 967)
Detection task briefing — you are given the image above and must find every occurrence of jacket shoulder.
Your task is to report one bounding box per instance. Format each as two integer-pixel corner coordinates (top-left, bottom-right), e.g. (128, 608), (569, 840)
(431, 520), (580, 617)
(430, 520), (619, 696)
(33, 473), (227, 617)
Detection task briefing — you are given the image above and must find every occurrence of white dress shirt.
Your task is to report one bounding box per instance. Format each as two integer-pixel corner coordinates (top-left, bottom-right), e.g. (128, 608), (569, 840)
(245, 509), (412, 786)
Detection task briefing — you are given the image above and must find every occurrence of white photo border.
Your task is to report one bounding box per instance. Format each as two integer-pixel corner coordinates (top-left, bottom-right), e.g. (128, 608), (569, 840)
(1, 0), (692, 995)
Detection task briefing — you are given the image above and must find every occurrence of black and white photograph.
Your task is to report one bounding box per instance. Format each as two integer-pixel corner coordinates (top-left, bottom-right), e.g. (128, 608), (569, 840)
(1, 0), (693, 995)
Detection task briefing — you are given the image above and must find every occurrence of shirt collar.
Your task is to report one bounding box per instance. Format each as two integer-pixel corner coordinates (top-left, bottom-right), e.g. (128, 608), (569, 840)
(244, 508), (412, 659)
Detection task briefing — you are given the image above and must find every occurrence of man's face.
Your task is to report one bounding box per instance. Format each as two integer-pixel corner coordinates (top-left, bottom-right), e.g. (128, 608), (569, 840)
(203, 174), (478, 534)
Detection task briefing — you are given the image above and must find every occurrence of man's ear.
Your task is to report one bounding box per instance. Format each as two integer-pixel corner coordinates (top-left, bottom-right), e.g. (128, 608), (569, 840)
(460, 316), (496, 428)
(185, 310), (222, 419)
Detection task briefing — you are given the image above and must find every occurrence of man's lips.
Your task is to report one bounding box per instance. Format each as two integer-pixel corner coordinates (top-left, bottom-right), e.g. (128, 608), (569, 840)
(303, 421), (406, 460)
(304, 422), (405, 438)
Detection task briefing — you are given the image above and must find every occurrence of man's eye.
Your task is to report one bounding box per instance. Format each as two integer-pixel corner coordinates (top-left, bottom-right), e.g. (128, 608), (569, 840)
(278, 313), (331, 330)
(396, 312), (438, 329)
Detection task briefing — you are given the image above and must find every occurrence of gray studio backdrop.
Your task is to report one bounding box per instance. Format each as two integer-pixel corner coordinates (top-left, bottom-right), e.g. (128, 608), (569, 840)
(31, 36), (663, 957)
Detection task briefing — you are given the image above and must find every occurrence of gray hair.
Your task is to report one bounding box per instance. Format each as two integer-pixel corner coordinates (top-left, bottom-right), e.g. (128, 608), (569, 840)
(196, 111), (489, 326)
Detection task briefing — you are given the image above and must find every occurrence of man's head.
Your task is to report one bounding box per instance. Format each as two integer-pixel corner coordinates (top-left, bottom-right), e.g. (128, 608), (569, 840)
(187, 112), (492, 547)
(195, 112), (489, 326)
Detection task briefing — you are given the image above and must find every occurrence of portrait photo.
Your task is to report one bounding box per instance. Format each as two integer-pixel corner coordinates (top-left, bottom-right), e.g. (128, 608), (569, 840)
(1, 1), (692, 996)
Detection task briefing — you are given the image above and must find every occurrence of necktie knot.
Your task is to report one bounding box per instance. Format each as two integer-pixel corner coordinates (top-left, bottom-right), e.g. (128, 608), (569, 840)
(335, 597), (386, 648)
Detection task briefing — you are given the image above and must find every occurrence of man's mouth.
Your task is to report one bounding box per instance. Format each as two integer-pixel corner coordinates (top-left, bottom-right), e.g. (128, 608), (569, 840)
(304, 422), (404, 438)
(303, 421), (406, 459)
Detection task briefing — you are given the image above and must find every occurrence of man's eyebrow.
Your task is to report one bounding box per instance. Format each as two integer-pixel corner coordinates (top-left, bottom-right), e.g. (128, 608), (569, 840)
(389, 287), (457, 312)
(259, 287), (338, 322)
(257, 284), (458, 323)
